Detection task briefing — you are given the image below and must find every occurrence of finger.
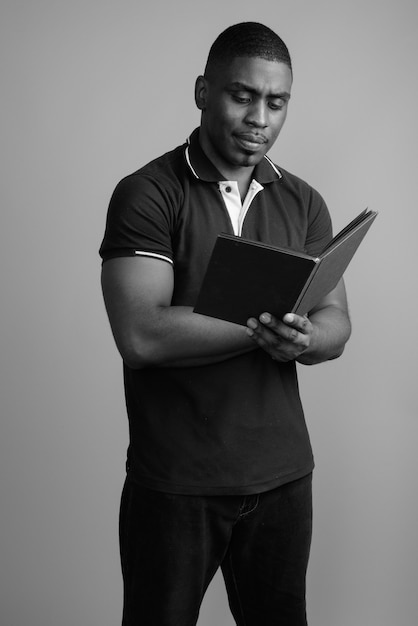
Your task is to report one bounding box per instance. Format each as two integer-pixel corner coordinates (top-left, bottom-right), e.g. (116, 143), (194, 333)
(247, 317), (259, 330)
(246, 317), (259, 340)
(259, 312), (287, 334)
(259, 312), (299, 342)
(283, 313), (311, 335)
(246, 317), (279, 347)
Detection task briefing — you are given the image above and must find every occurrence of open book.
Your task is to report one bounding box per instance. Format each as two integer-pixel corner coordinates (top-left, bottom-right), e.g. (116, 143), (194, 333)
(194, 208), (377, 326)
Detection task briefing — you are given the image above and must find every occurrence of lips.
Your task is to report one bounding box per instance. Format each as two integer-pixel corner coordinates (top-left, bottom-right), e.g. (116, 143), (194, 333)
(234, 133), (268, 153)
(235, 133), (267, 145)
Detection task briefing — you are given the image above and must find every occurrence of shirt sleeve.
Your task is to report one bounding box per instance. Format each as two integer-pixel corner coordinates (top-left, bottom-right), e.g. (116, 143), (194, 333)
(304, 186), (333, 257)
(99, 172), (177, 264)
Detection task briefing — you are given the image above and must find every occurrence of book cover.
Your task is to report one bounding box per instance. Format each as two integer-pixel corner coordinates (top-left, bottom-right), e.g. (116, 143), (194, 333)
(194, 209), (377, 326)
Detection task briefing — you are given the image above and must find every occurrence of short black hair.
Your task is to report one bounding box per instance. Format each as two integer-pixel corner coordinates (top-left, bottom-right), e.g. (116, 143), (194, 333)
(204, 22), (292, 79)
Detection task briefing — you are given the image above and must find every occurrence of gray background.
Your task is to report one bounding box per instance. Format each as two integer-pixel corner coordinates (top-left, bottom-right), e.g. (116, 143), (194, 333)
(1, 0), (417, 624)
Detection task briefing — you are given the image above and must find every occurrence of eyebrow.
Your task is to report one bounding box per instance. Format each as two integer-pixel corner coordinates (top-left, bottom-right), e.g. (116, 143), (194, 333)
(228, 81), (291, 101)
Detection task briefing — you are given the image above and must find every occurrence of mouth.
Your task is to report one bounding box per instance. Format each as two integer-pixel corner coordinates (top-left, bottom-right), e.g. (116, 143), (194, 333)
(234, 133), (268, 151)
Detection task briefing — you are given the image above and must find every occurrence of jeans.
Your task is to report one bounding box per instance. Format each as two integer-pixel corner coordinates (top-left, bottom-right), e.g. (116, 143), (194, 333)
(120, 473), (313, 626)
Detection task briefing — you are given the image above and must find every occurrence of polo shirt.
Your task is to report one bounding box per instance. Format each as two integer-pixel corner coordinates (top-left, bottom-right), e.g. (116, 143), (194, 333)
(100, 128), (333, 496)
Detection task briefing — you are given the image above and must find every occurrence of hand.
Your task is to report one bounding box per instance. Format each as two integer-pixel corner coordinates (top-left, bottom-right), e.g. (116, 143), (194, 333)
(246, 312), (314, 362)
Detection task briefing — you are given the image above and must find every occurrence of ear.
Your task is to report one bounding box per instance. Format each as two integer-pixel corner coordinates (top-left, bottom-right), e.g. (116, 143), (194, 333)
(194, 75), (208, 111)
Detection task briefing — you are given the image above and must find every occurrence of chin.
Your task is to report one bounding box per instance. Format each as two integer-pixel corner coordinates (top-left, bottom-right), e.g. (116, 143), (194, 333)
(238, 152), (264, 167)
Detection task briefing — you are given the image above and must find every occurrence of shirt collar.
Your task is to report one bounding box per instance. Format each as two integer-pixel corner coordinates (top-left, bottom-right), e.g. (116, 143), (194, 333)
(185, 128), (282, 184)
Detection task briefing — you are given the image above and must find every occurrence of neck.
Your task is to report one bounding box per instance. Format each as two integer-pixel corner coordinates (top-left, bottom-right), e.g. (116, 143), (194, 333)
(197, 128), (255, 199)
(235, 171), (254, 200)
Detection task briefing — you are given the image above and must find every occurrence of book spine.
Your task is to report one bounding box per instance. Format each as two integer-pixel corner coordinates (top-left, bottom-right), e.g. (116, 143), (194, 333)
(291, 259), (321, 315)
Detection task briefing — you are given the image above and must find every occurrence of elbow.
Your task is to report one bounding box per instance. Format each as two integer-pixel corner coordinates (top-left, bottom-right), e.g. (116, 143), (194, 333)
(327, 344), (346, 362)
(298, 328), (351, 366)
(121, 345), (161, 370)
(117, 335), (162, 370)
(327, 332), (351, 362)
(121, 350), (148, 370)
(330, 321), (352, 360)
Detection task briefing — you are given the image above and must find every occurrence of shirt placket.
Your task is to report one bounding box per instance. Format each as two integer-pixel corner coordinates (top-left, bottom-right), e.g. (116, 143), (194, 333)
(218, 180), (264, 236)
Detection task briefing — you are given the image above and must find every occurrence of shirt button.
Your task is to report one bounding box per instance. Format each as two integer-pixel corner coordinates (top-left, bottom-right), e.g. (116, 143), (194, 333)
(225, 185), (232, 193)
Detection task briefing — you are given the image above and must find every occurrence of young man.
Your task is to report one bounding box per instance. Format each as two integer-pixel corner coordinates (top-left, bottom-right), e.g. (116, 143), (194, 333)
(100, 22), (351, 626)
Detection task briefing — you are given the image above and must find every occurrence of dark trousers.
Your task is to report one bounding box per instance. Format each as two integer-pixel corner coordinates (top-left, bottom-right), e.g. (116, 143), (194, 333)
(120, 473), (313, 626)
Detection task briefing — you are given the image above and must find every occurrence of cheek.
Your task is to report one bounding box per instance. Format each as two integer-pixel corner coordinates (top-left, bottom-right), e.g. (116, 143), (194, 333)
(270, 112), (287, 138)
(207, 108), (231, 134)
(216, 103), (242, 128)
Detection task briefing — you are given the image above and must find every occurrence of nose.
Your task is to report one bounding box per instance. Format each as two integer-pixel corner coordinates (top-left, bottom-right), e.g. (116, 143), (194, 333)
(245, 100), (268, 128)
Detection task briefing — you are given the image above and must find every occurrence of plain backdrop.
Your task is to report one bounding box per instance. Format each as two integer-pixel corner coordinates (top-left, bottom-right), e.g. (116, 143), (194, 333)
(1, 1), (417, 624)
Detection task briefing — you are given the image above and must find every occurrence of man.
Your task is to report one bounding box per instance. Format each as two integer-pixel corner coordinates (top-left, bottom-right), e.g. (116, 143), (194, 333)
(100, 22), (351, 626)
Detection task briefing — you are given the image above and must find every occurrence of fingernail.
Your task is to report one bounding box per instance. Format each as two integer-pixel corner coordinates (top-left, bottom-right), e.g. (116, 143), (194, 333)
(247, 318), (258, 330)
(260, 313), (271, 324)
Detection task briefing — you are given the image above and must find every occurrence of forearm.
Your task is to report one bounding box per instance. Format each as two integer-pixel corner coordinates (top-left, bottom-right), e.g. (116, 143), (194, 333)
(119, 305), (255, 369)
(296, 305), (351, 365)
(102, 257), (256, 369)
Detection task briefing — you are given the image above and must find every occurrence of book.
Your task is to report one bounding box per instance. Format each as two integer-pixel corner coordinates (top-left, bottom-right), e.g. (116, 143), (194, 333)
(194, 208), (377, 326)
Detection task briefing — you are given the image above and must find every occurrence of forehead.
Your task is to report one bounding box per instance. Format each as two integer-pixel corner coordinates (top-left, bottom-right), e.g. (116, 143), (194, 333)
(214, 56), (293, 93)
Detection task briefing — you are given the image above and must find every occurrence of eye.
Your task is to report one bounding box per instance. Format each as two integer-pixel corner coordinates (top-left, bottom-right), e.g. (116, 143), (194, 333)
(268, 100), (285, 111)
(231, 91), (251, 104)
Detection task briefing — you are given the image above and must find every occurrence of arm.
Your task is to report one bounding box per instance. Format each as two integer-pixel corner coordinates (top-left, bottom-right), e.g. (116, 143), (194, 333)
(246, 278), (351, 365)
(101, 256), (255, 369)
